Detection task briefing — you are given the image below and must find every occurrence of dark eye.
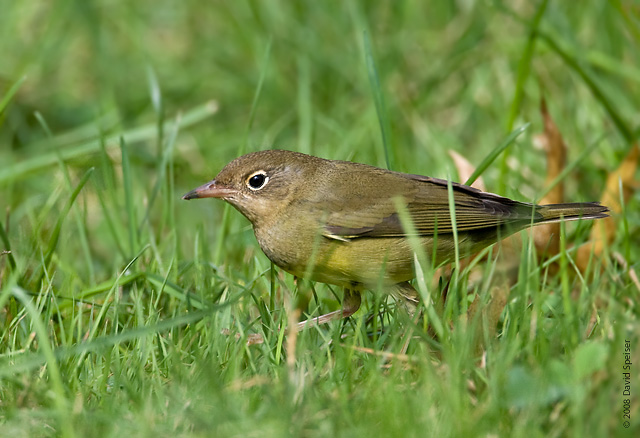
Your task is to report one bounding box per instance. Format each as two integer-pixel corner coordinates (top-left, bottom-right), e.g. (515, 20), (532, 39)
(247, 171), (269, 190)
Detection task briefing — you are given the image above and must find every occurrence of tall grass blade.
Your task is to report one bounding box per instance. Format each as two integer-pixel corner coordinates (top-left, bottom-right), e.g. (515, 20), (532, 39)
(363, 30), (393, 170)
(29, 167), (94, 286)
(465, 123), (529, 186)
(0, 101), (218, 185)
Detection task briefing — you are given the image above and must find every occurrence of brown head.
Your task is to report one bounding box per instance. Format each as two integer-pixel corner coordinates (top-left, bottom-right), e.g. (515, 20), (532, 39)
(182, 150), (325, 225)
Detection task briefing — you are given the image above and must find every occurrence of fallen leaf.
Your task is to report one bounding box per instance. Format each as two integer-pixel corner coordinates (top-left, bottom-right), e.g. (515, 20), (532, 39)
(467, 281), (510, 354)
(576, 144), (639, 273)
(449, 150), (486, 191)
(531, 96), (567, 256)
(341, 344), (416, 363)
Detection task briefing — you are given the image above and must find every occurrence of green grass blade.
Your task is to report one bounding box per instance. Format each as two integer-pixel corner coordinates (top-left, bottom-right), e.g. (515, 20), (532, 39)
(34, 111), (54, 138)
(10, 286), (75, 438)
(499, 4), (635, 143)
(0, 101), (218, 185)
(213, 39), (271, 266)
(535, 134), (605, 203)
(464, 123), (529, 186)
(0, 304), (228, 378)
(56, 156), (94, 283)
(147, 65), (165, 162)
(0, 75), (26, 117)
(538, 31), (634, 143)
(297, 55), (313, 155)
(141, 110), (179, 232)
(120, 138), (137, 256)
(586, 50), (640, 84)
(242, 37), (272, 156)
(95, 139), (128, 258)
(56, 272), (144, 310)
(363, 30), (393, 170)
(29, 167), (94, 285)
(499, 0), (547, 192)
(0, 220), (17, 270)
(504, 0), (548, 134)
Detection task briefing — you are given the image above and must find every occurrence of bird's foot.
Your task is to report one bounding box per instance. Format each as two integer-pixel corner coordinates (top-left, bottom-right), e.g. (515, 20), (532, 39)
(221, 289), (362, 345)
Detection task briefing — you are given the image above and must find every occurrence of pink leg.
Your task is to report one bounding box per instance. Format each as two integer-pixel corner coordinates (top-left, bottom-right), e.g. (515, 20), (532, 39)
(296, 289), (361, 330)
(243, 289), (362, 345)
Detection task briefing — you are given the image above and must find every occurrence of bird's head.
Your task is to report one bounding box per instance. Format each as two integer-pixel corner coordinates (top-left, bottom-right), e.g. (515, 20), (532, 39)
(182, 150), (322, 225)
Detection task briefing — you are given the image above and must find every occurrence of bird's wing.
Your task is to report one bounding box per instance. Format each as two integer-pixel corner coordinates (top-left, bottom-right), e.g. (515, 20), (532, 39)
(322, 174), (541, 240)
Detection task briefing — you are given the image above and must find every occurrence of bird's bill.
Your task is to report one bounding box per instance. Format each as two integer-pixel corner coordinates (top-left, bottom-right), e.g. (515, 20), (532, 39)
(182, 180), (236, 200)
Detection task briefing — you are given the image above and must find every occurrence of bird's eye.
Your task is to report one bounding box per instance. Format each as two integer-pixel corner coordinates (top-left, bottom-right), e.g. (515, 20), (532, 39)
(246, 171), (269, 190)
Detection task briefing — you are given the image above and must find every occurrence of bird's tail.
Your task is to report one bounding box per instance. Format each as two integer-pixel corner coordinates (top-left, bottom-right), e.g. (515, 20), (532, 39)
(537, 202), (609, 224)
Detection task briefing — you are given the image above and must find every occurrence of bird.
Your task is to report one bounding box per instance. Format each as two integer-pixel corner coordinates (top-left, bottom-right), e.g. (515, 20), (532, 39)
(183, 149), (608, 333)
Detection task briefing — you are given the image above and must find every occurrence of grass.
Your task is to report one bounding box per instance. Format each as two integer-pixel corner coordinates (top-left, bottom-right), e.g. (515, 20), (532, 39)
(1, 1), (638, 437)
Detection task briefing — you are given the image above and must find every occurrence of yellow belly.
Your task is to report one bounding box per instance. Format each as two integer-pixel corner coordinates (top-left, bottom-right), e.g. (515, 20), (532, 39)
(254, 221), (481, 289)
(259, 233), (464, 289)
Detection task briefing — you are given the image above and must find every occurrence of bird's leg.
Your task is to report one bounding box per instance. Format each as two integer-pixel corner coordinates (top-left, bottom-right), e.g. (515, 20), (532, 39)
(391, 282), (423, 355)
(391, 281), (420, 317)
(241, 289), (361, 345)
(296, 288), (361, 330)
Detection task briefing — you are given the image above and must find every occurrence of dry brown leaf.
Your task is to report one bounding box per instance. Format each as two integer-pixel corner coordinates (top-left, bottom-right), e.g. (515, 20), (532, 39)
(286, 307), (300, 379)
(494, 98), (568, 271)
(227, 376), (271, 391)
(612, 252), (640, 295)
(466, 281), (510, 354)
(531, 97), (567, 255)
(449, 150), (486, 191)
(576, 144), (639, 273)
(440, 152), (492, 277)
(341, 344), (415, 363)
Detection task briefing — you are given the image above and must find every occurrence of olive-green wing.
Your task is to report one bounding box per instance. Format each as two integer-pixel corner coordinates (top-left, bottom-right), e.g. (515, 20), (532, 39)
(322, 174), (541, 240)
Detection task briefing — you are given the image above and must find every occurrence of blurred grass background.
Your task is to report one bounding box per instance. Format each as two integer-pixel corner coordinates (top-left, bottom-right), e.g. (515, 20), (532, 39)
(0, 1), (639, 437)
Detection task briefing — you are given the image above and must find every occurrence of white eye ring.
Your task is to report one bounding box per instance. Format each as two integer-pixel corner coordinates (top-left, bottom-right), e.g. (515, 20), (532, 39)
(246, 170), (269, 191)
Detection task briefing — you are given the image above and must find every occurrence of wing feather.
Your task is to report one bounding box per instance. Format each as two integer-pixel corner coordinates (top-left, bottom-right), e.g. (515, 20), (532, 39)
(321, 173), (541, 239)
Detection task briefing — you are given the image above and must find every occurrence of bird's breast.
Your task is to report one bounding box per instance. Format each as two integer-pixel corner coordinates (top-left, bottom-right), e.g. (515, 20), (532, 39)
(252, 218), (425, 288)
(252, 217), (317, 277)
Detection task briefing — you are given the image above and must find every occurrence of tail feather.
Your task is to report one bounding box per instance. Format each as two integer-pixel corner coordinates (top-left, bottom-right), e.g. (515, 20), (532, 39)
(537, 202), (609, 224)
